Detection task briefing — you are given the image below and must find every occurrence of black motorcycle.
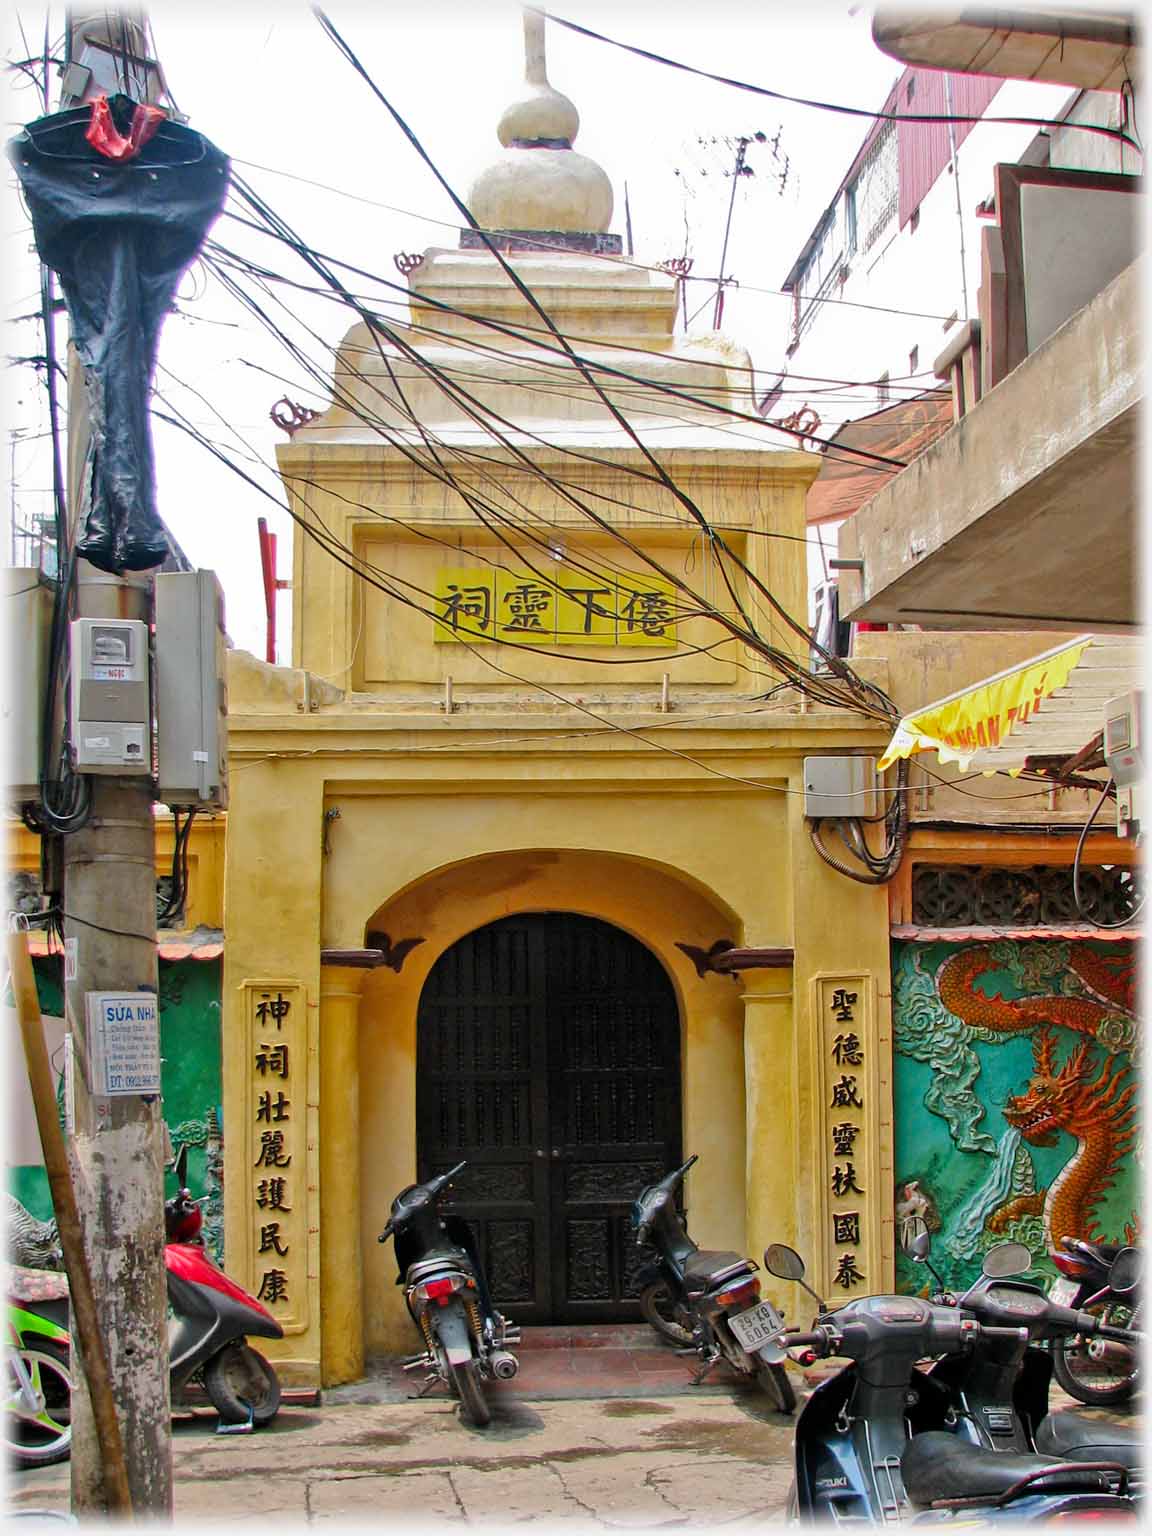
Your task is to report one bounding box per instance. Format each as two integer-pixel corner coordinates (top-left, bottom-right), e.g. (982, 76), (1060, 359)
(1048, 1234), (1141, 1405)
(379, 1162), (519, 1428)
(765, 1239), (1141, 1523)
(632, 1154), (795, 1413)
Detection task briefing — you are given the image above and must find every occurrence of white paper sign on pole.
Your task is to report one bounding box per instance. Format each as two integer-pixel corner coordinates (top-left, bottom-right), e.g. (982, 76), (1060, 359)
(63, 1032), (75, 1133)
(85, 991), (161, 1096)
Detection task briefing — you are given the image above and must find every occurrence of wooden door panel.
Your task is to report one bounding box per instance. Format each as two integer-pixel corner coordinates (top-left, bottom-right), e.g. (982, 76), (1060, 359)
(417, 913), (681, 1324)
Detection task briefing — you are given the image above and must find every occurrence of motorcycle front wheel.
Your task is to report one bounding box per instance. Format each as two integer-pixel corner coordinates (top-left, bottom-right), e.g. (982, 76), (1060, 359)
(1052, 1301), (1137, 1406)
(754, 1358), (796, 1415)
(203, 1342), (282, 1426)
(5, 1341), (72, 1468)
(639, 1282), (695, 1347)
(448, 1358), (491, 1428)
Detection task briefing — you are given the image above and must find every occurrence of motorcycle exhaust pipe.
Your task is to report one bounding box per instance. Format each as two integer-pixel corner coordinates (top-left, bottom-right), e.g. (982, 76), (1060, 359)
(489, 1350), (520, 1379)
(1087, 1338), (1134, 1366)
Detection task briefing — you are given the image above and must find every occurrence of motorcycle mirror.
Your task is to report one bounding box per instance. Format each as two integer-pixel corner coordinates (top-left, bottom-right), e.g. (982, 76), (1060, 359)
(764, 1244), (805, 1282)
(981, 1241), (1031, 1279)
(1109, 1245), (1141, 1296)
(174, 1143), (188, 1189)
(904, 1229), (933, 1263)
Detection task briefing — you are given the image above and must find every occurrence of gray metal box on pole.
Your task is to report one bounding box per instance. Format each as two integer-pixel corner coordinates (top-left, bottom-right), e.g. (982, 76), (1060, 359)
(4, 568), (53, 803)
(154, 570), (228, 808)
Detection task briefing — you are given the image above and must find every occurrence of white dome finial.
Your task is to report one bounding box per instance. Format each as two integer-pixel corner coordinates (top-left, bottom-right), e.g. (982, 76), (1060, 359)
(496, 6), (580, 148)
(468, 6), (613, 235)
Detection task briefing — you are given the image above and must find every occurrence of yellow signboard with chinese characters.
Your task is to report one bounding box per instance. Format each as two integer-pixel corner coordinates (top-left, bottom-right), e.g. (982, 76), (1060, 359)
(432, 566), (676, 647)
(811, 974), (882, 1304)
(241, 980), (308, 1336)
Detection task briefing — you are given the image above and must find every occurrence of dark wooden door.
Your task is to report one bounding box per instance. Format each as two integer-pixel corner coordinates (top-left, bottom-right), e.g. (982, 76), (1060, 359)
(416, 913), (681, 1323)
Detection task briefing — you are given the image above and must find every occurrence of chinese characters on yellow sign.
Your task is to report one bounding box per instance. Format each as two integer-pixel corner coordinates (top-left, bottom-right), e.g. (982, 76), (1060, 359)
(433, 566), (678, 647)
(243, 980), (306, 1331)
(815, 975), (876, 1298)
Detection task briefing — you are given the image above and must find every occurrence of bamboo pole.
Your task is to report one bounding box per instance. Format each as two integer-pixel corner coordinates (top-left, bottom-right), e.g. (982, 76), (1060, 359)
(8, 928), (133, 1517)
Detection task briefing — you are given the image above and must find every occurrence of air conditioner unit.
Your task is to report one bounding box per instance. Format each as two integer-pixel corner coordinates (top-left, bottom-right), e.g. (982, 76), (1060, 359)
(1103, 691), (1142, 839)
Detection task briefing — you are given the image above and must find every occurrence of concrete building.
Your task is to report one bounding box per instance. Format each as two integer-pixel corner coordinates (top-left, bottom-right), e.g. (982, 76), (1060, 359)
(837, 7), (1142, 638)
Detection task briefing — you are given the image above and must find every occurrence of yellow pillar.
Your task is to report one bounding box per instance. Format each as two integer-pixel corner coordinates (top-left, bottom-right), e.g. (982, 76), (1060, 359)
(319, 961), (372, 1385)
(742, 973), (802, 1310)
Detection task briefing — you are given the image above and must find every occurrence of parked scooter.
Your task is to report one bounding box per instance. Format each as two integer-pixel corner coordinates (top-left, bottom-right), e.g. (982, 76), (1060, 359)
(905, 1231), (1143, 1472)
(632, 1155), (795, 1413)
(5, 1276), (72, 1469)
(1048, 1234), (1141, 1405)
(5, 1150), (281, 1459)
(380, 1161), (519, 1429)
(763, 1240), (1139, 1523)
(166, 1144), (284, 1426)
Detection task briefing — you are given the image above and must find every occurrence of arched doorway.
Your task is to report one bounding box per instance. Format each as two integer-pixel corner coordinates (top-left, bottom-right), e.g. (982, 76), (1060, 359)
(416, 912), (682, 1324)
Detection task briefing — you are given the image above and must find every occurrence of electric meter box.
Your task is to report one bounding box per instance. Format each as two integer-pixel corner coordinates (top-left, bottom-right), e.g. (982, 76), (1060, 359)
(5, 569), (54, 803)
(69, 617), (151, 772)
(154, 570), (228, 809)
(803, 755), (881, 819)
(1103, 690), (1142, 837)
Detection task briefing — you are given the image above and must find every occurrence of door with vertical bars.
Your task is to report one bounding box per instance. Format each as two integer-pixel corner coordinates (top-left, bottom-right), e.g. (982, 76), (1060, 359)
(416, 913), (682, 1323)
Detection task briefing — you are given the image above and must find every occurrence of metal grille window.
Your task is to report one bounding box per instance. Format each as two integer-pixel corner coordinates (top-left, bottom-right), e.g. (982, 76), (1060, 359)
(911, 864), (1140, 928)
(850, 120), (898, 256)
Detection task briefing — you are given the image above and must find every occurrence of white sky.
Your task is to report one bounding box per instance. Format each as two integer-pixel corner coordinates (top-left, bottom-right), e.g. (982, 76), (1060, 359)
(5, 1), (913, 655)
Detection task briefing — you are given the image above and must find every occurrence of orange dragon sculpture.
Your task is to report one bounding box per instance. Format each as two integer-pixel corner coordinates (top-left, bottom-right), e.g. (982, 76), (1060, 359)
(937, 946), (1138, 1248)
(998, 1030), (1138, 1246)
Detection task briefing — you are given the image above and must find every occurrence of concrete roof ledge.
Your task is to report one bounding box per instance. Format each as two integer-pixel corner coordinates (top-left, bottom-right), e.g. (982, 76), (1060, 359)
(840, 255), (1142, 631)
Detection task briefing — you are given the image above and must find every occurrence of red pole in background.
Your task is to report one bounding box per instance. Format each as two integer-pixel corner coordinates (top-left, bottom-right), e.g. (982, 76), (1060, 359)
(257, 515), (277, 663)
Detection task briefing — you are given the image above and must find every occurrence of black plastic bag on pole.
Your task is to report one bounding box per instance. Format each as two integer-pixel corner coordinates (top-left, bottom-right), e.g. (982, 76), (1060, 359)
(9, 99), (230, 573)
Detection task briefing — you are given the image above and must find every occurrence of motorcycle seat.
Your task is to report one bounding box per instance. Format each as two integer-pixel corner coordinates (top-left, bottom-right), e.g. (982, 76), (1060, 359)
(682, 1251), (756, 1295)
(1034, 1411), (1142, 1470)
(901, 1431), (1116, 1507)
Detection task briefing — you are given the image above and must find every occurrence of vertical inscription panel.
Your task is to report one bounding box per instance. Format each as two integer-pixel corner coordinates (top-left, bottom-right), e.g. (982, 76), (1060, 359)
(811, 974), (881, 1307)
(241, 979), (308, 1335)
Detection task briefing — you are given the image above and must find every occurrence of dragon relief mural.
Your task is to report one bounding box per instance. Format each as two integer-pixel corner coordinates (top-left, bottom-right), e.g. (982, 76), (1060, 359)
(893, 939), (1139, 1295)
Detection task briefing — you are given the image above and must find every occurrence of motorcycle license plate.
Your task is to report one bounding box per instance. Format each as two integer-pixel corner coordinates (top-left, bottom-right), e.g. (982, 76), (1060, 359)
(728, 1299), (785, 1354)
(1049, 1277), (1079, 1306)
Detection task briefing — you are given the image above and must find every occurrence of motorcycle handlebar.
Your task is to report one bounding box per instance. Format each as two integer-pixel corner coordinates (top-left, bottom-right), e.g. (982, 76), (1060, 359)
(431, 1160), (467, 1195)
(781, 1329), (836, 1353)
(378, 1218), (394, 1243)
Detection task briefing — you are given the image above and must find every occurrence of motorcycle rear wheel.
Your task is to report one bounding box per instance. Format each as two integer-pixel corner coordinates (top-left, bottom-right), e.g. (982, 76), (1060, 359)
(754, 1358), (796, 1415)
(1052, 1300), (1137, 1406)
(203, 1342), (282, 1427)
(5, 1340), (72, 1468)
(449, 1359), (491, 1428)
(639, 1283), (695, 1347)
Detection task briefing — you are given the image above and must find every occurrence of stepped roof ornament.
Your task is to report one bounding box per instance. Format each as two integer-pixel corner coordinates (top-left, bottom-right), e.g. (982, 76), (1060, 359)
(465, 6), (616, 243)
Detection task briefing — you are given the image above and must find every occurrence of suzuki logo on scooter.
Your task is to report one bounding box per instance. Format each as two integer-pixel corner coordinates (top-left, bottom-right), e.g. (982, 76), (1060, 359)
(815, 1476), (849, 1490)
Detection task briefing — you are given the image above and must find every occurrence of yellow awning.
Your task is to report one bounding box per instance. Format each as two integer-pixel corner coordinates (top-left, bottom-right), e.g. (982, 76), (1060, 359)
(878, 636), (1104, 773)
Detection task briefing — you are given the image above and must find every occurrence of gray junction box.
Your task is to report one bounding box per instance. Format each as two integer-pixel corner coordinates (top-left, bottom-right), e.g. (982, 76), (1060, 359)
(5, 569), (54, 802)
(803, 755), (881, 819)
(154, 570), (228, 809)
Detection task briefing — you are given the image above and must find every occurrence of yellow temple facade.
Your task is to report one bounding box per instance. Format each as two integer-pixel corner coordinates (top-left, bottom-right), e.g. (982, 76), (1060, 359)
(221, 15), (897, 1387)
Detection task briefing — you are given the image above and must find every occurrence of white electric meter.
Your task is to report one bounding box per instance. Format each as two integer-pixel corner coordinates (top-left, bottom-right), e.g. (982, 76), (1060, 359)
(1103, 691), (1142, 838)
(69, 617), (151, 772)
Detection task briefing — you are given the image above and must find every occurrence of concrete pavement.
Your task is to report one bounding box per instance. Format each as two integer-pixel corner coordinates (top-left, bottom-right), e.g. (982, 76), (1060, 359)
(8, 1385), (798, 1529)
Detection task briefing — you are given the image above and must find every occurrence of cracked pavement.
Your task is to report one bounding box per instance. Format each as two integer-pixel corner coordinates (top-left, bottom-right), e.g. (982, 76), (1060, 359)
(7, 1389), (797, 1528)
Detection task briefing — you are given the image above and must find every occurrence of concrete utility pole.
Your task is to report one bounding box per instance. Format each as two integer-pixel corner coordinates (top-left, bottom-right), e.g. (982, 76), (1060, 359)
(58, 9), (172, 1516)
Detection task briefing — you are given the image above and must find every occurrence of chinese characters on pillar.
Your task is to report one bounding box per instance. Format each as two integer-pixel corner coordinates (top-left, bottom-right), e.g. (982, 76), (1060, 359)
(432, 566), (677, 647)
(820, 979), (871, 1295)
(245, 981), (306, 1326)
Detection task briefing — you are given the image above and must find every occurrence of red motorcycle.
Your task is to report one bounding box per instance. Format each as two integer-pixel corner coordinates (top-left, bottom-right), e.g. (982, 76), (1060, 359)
(166, 1144), (284, 1427)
